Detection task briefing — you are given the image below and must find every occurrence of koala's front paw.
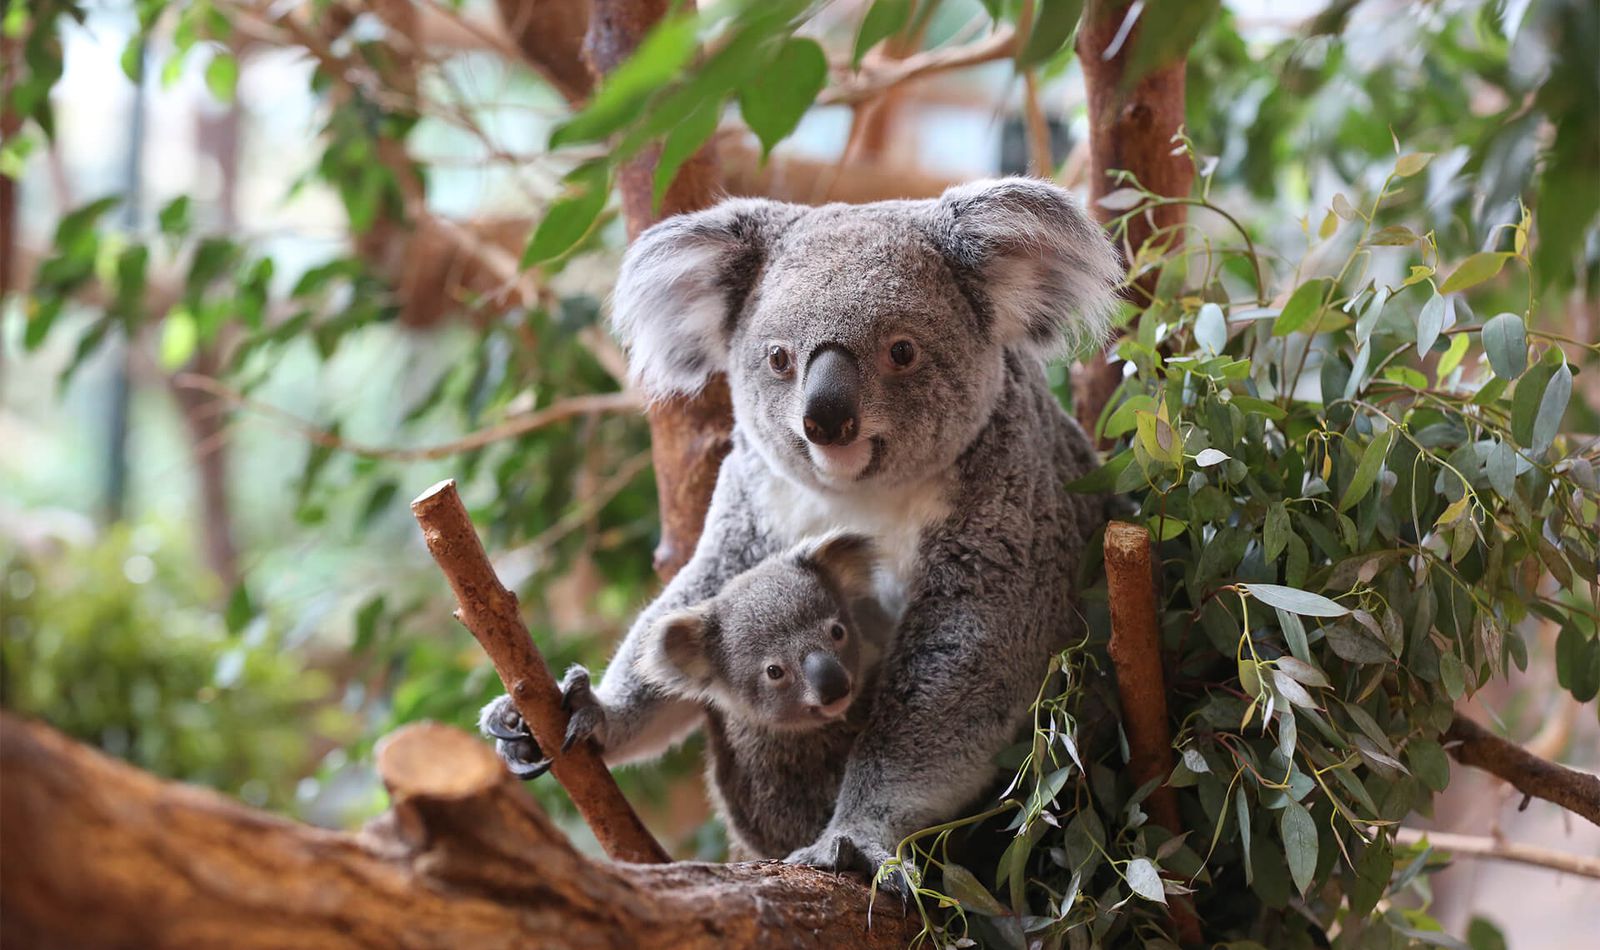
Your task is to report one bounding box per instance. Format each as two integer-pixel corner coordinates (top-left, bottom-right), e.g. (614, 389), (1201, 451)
(477, 694), (550, 780)
(559, 665), (607, 753)
(785, 828), (915, 902)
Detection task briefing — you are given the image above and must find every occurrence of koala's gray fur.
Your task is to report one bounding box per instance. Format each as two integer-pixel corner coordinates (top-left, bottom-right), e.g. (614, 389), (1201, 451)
(480, 177), (1118, 881)
(638, 532), (886, 858)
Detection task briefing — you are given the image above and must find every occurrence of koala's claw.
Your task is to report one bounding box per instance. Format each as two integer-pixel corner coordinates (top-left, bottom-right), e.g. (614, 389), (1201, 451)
(785, 828), (913, 904)
(477, 694), (548, 781)
(558, 665), (606, 753)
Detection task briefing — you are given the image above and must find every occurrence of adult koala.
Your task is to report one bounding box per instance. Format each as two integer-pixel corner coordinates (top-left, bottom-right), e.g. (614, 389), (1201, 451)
(480, 178), (1121, 877)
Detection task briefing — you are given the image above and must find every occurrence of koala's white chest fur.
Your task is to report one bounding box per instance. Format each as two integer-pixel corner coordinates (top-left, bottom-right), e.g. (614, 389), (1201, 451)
(761, 472), (951, 618)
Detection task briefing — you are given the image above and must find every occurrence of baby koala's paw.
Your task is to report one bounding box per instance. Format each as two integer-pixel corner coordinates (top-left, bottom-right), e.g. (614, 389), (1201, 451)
(559, 664), (607, 753)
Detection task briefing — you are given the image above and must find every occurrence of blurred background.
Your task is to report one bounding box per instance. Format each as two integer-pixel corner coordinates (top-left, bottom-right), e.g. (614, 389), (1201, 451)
(2, 0), (1596, 944)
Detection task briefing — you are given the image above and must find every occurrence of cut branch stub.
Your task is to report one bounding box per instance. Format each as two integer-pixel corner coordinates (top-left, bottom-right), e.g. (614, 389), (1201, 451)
(410, 478), (670, 864)
(1103, 520), (1202, 945)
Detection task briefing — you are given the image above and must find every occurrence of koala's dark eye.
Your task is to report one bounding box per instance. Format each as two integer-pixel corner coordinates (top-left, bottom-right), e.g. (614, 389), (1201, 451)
(767, 344), (793, 377)
(830, 622), (846, 642)
(888, 339), (917, 369)
(765, 664), (785, 681)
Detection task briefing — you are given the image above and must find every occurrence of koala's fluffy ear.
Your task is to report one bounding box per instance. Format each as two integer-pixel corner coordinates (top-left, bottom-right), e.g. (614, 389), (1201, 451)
(610, 198), (800, 399)
(642, 608), (714, 689)
(795, 531), (879, 602)
(930, 178), (1123, 357)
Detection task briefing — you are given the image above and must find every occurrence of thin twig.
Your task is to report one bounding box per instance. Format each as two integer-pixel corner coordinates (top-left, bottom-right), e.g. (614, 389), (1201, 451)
(1393, 828), (1600, 879)
(174, 374), (641, 462)
(818, 24), (1017, 107)
(410, 479), (670, 864)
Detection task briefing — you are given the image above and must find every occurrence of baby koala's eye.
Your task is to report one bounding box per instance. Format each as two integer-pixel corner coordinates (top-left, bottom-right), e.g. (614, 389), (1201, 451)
(830, 622), (847, 642)
(765, 664), (785, 681)
(883, 337), (919, 373)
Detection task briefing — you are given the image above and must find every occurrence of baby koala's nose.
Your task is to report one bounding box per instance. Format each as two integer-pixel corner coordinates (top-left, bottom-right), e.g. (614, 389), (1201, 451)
(802, 651), (851, 709)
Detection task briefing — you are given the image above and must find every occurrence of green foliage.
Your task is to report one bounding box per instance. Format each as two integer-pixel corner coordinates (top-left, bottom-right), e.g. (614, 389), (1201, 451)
(1, 526), (341, 810)
(881, 149), (1599, 948)
(8, 0), (1599, 942)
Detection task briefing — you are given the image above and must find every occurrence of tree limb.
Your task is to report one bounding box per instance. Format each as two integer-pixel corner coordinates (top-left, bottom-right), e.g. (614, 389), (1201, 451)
(0, 714), (917, 948)
(1445, 714), (1600, 828)
(1073, 0), (1196, 440)
(410, 478), (670, 864)
(1392, 828), (1600, 879)
(1102, 521), (1203, 945)
(819, 23), (1017, 107)
(174, 374), (641, 462)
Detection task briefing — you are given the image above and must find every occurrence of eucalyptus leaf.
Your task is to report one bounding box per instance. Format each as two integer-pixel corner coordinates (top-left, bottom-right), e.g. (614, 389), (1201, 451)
(1124, 857), (1167, 904)
(1416, 292), (1446, 356)
(1279, 800), (1317, 894)
(1480, 312), (1527, 379)
(1245, 584), (1349, 618)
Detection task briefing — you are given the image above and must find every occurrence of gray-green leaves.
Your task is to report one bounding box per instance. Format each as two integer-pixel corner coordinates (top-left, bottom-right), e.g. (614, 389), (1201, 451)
(1280, 801), (1318, 894)
(1124, 857), (1167, 904)
(1511, 353), (1573, 457)
(1481, 313), (1527, 380)
(1415, 292), (1447, 355)
(1339, 427), (1396, 511)
(1273, 280), (1328, 336)
(1243, 584), (1350, 618)
(1195, 303), (1227, 356)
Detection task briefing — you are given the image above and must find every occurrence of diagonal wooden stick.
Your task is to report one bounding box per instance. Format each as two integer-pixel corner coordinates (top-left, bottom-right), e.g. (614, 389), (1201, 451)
(410, 478), (670, 864)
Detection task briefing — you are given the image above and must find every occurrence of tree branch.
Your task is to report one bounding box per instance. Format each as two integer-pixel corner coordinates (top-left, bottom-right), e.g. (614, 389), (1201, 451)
(1393, 828), (1600, 879)
(1102, 521), (1203, 945)
(0, 714), (917, 948)
(173, 374), (641, 462)
(818, 23), (1017, 107)
(409, 478), (669, 864)
(1445, 715), (1600, 828)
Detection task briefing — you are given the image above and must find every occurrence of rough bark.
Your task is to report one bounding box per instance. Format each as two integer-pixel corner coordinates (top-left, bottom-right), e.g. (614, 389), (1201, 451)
(585, 0), (729, 580)
(1445, 714), (1600, 828)
(411, 478), (669, 864)
(494, 0), (593, 106)
(1073, 0), (1196, 438)
(0, 714), (917, 950)
(169, 347), (240, 587)
(1103, 520), (1202, 945)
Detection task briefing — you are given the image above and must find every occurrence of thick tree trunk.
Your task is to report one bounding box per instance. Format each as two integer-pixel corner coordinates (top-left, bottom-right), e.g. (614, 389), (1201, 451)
(0, 714), (918, 949)
(584, 0), (730, 580)
(1073, 0), (1195, 437)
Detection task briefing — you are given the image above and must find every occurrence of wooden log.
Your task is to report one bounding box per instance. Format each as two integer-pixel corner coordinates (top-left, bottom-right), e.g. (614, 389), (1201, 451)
(0, 714), (918, 949)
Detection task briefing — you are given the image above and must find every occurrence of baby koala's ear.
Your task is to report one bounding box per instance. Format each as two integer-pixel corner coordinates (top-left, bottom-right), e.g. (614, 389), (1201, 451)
(796, 531), (879, 602)
(641, 608), (714, 689)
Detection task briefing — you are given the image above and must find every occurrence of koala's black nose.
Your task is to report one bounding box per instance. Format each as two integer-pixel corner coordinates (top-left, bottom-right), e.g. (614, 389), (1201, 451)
(802, 347), (860, 446)
(802, 651), (851, 707)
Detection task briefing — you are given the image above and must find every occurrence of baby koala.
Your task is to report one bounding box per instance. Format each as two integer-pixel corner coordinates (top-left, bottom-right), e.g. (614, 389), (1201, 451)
(638, 531), (886, 859)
